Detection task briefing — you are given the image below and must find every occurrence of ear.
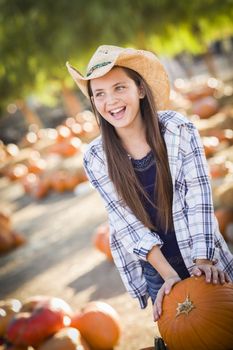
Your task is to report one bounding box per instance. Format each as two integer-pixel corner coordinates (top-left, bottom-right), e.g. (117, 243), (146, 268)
(138, 86), (145, 99)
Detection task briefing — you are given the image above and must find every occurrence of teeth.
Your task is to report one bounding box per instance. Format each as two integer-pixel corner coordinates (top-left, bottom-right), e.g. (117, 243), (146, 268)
(110, 107), (124, 114)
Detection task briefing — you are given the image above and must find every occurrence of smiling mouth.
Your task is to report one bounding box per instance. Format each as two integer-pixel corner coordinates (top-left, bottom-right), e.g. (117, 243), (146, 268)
(109, 107), (126, 118)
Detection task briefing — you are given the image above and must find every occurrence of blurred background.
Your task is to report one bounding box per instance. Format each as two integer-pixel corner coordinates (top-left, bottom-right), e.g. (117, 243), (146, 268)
(0, 1), (233, 349)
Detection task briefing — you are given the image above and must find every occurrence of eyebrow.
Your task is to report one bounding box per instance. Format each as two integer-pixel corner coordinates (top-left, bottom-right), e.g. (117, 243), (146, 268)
(92, 81), (127, 93)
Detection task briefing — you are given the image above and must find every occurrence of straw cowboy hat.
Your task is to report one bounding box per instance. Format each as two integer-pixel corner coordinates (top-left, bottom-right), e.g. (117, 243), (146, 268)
(66, 45), (170, 110)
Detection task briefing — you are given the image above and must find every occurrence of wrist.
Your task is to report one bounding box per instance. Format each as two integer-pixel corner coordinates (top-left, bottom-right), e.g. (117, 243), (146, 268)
(163, 272), (180, 281)
(147, 246), (179, 280)
(195, 259), (214, 265)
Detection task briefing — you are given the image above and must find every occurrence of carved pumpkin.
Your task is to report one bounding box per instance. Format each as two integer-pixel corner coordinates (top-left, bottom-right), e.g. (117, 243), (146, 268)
(37, 327), (90, 350)
(158, 276), (233, 350)
(71, 301), (121, 350)
(93, 223), (113, 261)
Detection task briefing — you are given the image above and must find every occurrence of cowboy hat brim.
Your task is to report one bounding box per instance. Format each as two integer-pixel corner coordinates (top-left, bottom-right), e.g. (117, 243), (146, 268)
(66, 47), (170, 110)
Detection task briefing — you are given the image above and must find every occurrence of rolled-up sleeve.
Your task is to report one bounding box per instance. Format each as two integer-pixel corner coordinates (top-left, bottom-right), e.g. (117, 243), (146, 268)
(83, 149), (163, 261)
(182, 125), (218, 263)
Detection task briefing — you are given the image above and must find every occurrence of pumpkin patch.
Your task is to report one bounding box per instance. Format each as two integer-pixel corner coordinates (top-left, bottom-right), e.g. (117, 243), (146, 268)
(0, 296), (121, 350)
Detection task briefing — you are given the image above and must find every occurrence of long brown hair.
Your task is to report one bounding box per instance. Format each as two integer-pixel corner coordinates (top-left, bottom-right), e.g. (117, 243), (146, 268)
(88, 66), (173, 232)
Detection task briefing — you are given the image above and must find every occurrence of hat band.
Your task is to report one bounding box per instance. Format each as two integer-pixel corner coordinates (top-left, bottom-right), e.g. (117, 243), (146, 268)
(86, 61), (112, 77)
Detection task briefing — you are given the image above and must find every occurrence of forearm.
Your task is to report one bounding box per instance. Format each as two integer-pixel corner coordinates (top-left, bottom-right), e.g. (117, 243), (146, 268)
(147, 245), (179, 280)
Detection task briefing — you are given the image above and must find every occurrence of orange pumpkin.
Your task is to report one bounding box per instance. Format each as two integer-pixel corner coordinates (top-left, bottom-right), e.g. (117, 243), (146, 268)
(64, 173), (80, 191)
(215, 208), (233, 242)
(69, 122), (83, 137)
(50, 171), (67, 192)
(37, 327), (90, 350)
(6, 164), (28, 181)
(11, 231), (26, 248)
(186, 85), (215, 102)
(202, 136), (219, 158)
(50, 138), (81, 157)
(192, 96), (219, 119)
(26, 158), (46, 175)
(158, 276), (233, 350)
(0, 231), (15, 253)
(56, 125), (72, 142)
(22, 174), (50, 199)
(93, 223), (113, 261)
(0, 212), (12, 234)
(71, 301), (121, 350)
(209, 160), (229, 179)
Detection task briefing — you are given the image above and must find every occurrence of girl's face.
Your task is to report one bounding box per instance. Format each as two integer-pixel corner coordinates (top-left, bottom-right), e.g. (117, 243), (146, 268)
(90, 67), (145, 132)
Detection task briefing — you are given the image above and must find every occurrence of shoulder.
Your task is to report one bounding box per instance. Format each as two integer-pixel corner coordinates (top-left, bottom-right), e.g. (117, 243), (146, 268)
(83, 135), (106, 171)
(158, 110), (194, 136)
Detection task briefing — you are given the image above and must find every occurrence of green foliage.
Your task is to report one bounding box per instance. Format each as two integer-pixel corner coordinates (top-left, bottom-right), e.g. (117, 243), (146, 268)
(0, 0), (232, 113)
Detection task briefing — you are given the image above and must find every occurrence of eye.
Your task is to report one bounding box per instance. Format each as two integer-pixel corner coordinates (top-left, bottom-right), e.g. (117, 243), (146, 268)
(116, 85), (125, 91)
(95, 92), (104, 98)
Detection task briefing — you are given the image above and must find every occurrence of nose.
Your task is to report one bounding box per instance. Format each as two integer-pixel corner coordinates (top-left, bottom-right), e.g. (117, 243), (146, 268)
(105, 92), (119, 106)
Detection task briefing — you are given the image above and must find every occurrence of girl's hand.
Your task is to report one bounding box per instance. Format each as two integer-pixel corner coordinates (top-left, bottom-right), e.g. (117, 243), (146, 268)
(191, 259), (231, 284)
(153, 275), (181, 322)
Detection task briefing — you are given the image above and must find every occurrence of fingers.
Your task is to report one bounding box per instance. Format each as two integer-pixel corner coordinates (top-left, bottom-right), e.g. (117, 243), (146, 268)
(219, 270), (226, 284)
(225, 272), (231, 283)
(192, 264), (230, 284)
(153, 287), (165, 322)
(191, 266), (202, 277)
(153, 276), (181, 322)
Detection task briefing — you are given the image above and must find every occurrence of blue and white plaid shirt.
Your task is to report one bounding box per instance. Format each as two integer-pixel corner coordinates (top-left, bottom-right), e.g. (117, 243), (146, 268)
(83, 110), (233, 308)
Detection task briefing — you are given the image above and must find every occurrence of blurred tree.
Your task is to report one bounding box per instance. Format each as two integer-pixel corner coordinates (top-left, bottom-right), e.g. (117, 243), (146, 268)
(0, 0), (232, 115)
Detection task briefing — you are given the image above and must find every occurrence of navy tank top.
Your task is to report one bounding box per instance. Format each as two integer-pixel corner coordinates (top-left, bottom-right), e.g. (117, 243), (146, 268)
(131, 150), (190, 280)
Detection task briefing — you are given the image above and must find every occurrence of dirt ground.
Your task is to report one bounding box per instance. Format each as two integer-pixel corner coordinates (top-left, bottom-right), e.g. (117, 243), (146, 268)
(0, 177), (160, 350)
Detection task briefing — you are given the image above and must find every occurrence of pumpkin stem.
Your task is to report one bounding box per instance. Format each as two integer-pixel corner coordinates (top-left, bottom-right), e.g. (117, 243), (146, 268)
(176, 295), (195, 317)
